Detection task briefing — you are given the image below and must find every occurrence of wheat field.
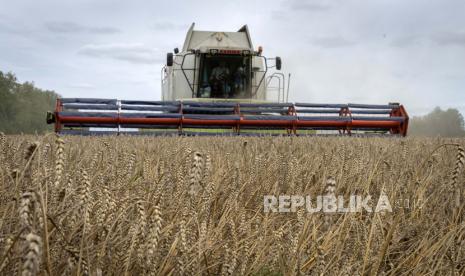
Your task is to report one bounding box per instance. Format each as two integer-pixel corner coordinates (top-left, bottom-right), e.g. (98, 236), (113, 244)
(0, 133), (464, 275)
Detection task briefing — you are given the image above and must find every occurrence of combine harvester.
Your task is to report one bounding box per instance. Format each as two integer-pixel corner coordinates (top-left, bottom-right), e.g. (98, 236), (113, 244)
(47, 24), (409, 136)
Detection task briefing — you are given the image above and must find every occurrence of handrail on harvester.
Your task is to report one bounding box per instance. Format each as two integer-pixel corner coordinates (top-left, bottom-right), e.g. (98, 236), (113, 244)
(48, 98), (409, 136)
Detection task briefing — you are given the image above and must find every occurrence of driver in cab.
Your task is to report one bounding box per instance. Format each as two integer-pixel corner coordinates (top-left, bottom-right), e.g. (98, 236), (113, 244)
(210, 61), (230, 97)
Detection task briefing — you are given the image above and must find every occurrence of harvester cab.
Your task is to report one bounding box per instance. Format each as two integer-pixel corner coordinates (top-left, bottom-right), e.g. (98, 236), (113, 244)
(162, 24), (283, 103)
(46, 23), (409, 136)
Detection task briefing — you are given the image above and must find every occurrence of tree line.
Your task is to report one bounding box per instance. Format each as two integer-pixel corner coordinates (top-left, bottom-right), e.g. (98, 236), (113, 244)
(409, 107), (465, 137)
(0, 71), (59, 134)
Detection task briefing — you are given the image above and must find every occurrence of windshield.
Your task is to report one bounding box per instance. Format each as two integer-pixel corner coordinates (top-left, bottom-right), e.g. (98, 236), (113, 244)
(198, 54), (251, 99)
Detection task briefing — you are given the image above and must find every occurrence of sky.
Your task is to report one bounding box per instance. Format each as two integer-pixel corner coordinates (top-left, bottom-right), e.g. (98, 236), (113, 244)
(1, 0), (465, 116)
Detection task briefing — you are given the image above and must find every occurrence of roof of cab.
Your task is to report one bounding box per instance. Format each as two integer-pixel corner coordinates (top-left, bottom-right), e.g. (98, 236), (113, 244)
(181, 23), (254, 52)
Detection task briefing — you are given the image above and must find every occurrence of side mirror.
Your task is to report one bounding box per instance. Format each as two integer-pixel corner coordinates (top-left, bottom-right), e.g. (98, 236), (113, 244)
(275, 56), (282, 70)
(174, 48), (179, 54)
(167, 53), (174, 66)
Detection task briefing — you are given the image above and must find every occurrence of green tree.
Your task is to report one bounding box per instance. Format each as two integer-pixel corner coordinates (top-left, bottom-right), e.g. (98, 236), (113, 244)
(0, 71), (59, 134)
(409, 107), (465, 137)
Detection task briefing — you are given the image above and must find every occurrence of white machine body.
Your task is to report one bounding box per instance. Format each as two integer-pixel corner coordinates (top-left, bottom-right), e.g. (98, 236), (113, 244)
(161, 23), (284, 102)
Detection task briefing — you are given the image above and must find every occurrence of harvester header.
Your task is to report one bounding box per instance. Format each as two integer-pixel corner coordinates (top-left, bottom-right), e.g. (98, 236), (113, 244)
(47, 98), (408, 136)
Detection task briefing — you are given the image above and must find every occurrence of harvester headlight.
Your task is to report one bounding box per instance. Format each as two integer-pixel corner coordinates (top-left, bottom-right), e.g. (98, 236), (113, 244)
(210, 49), (219, 55)
(242, 50), (251, 55)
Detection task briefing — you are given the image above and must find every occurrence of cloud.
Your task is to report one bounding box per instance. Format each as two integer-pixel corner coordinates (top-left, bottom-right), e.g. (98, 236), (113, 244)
(77, 43), (163, 64)
(152, 21), (189, 31)
(0, 20), (34, 36)
(390, 35), (423, 48)
(45, 21), (120, 34)
(288, 0), (331, 12)
(309, 36), (356, 48)
(432, 31), (465, 46)
(67, 83), (96, 89)
(391, 32), (465, 48)
(270, 10), (288, 21)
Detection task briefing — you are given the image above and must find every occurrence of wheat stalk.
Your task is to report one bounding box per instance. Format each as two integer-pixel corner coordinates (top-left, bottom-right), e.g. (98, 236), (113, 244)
(21, 233), (42, 276)
(53, 135), (65, 188)
(1, 135), (464, 274)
